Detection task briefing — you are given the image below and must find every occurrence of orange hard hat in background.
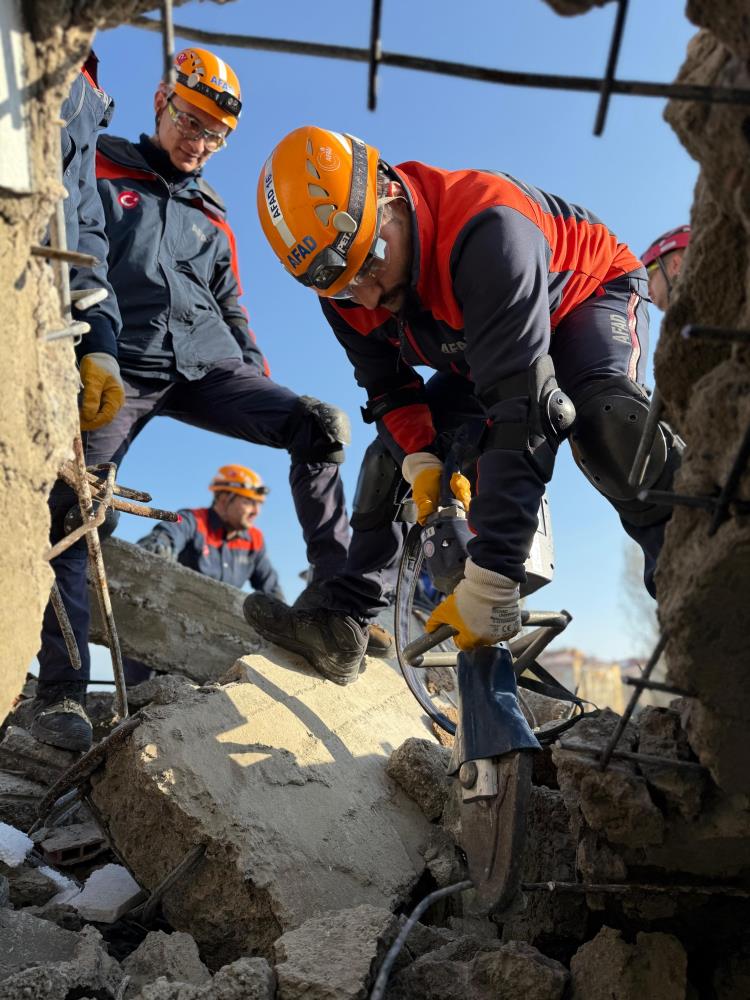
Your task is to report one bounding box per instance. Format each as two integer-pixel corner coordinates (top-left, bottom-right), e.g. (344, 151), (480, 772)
(209, 464), (269, 501)
(173, 47), (242, 130)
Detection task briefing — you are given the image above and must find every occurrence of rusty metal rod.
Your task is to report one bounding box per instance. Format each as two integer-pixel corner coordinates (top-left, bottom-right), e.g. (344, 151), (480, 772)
(49, 582), (82, 671)
(137, 843), (207, 925)
(30, 244), (100, 268)
(599, 630), (669, 771)
(108, 498), (179, 522)
(129, 17), (750, 106)
(522, 880), (750, 897)
(558, 739), (706, 771)
(72, 442), (128, 719)
(638, 488), (717, 511)
(624, 676), (694, 697)
(681, 324), (750, 344)
(708, 421), (750, 536)
(83, 465), (153, 502)
(367, 0), (383, 111)
(628, 388), (663, 488)
(45, 469), (113, 561)
(593, 0), (628, 136)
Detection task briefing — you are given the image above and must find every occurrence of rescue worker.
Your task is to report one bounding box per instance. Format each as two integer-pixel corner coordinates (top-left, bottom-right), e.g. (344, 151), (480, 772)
(123, 464), (283, 685)
(244, 126), (682, 682)
(32, 56), (354, 752)
(642, 225), (690, 311)
(31, 55), (125, 751)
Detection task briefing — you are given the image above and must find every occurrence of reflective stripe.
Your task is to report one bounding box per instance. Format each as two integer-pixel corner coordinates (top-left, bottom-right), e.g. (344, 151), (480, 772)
(262, 156), (296, 248)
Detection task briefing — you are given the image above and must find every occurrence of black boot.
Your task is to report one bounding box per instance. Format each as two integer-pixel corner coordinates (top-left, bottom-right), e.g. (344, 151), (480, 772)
(293, 583), (392, 657)
(243, 594), (367, 686)
(30, 681), (93, 752)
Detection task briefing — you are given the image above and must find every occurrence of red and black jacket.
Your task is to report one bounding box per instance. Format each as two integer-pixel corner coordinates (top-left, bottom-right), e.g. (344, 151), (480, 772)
(321, 161), (642, 580)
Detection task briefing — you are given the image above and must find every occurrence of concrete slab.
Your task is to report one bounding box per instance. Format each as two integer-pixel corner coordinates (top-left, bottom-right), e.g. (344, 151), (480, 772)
(89, 649), (436, 967)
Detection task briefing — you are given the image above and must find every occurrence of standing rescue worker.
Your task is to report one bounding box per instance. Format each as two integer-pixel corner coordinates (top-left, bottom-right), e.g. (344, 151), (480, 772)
(32, 57), (354, 752)
(31, 55), (125, 751)
(642, 225), (690, 311)
(244, 126), (682, 683)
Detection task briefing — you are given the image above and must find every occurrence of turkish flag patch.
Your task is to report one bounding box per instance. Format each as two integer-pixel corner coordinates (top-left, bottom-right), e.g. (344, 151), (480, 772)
(118, 190), (141, 209)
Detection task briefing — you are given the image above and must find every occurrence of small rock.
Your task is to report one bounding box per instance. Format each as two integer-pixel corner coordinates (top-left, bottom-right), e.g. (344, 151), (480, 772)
(133, 958), (275, 1000)
(3, 864), (59, 908)
(570, 925), (687, 999)
(637, 706), (707, 821)
(387, 738), (452, 821)
(0, 908), (79, 979)
(127, 675), (197, 710)
(274, 904), (399, 1000)
(123, 931), (210, 996)
(0, 771), (48, 830)
(0, 727), (77, 787)
(576, 830), (628, 883)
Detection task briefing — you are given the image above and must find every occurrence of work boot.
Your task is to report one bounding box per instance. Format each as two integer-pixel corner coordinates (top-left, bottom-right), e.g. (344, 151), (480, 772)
(293, 582), (393, 657)
(30, 681), (93, 752)
(366, 622), (394, 656)
(243, 594), (367, 686)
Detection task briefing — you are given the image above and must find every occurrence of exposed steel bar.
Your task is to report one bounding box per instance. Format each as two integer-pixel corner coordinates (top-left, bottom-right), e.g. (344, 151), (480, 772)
(72, 441), (128, 719)
(638, 488), (717, 511)
(681, 324), (750, 344)
(44, 321), (91, 342)
(30, 244), (100, 268)
(599, 630), (669, 771)
(708, 422), (750, 536)
(108, 498), (179, 522)
(161, 0), (176, 86)
(367, 0), (383, 111)
(523, 880), (750, 898)
(45, 464), (114, 561)
(137, 843), (207, 925)
(558, 739), (706, 771)
(129, 16), (750, 107)
(49, 581), (82, 671)
(623, 676), (694, 697)
(593, 0), (628, 136)
(628, 388), (663, 488)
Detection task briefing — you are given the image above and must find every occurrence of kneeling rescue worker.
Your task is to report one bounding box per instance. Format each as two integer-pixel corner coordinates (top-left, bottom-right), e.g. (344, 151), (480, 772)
(243, 126), (682, 681)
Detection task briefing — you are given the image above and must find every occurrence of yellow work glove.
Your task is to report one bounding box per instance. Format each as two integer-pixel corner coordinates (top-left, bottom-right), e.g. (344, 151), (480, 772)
(426, 557), (521, 651)
(402, 452), (472, 524)
(79, 353), (125, 431)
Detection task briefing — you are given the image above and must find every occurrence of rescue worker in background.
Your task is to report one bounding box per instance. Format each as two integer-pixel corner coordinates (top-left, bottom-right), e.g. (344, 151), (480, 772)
(31, 55), (125, 752)
(245, 126), (682, 683)
(32, 53), (355, 753)
(123, 464), (284, 685)
(642, 225), (690, 311)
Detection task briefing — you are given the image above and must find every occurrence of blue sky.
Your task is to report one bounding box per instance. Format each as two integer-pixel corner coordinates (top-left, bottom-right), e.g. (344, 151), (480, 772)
(87, 0), (698, 667)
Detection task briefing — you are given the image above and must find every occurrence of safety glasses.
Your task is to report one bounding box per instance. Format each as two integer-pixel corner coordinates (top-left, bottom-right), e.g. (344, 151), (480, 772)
(166, 99), (228, 151)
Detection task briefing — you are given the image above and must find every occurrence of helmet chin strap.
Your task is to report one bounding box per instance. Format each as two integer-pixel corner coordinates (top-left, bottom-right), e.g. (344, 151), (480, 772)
(657, 255), (673, 301)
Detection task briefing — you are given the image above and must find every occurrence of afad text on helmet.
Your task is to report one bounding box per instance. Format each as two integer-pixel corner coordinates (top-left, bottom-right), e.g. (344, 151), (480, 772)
(287, 236), (317, 270)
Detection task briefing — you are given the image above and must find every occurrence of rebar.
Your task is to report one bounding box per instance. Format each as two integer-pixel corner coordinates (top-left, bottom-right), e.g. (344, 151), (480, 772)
(708, 422), (750, 536)
(559, 739), (706, 772)
(628, 388), (663, 488)
(638, 489), (717, 511)
(44, 320), (91, 342)
(30, 244), (100, 268)
(161, 0), (176, 86)
(598, 631), (669, 771)
(367, 0), (383, 111)
(624, 676), (694, 697)
(129, 16), (750, 108)
(523, 880), (750, 898)
(70, 286), (109, 311)
(593, 0), (628, 136)
(49, 581), (82, 671)
(45, 460), (116, 561)
(681, 324), (750, 344)
(72, 440), (128, 719)
(136, 843), (207, 925)
(369, 880), (473, 1000)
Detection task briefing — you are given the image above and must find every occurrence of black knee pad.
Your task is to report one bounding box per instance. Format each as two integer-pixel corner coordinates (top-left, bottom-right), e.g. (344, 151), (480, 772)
(569, 376), (681, 527)
(480, 354), (576, 481)
(350, 438), (406, 531)
(288, 395), (352, 465)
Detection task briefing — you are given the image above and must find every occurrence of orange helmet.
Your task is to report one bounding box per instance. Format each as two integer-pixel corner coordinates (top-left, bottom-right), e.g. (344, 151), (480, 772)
(257, 126), (381, 298)
(209, 465), (269, 501)
(172, 47), (242, 130)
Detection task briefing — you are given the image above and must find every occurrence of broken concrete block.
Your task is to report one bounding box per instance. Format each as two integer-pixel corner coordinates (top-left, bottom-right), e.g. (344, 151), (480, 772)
(132, 957), (275, 1000)
(0, 822), (33, 867)
(0, 726), (77, 787)
(123, 931), (210, 996)
(570, 925), (687, 1000)
(3, 864), (59, 908)
(127, 674), (197, 710)
(90, 539), (262, 683)
(0, 772), (47, 832)
(637, 706), (707, 821)
(0, 875), (8, 907)
(0, 908), (79, 979)
(387, 737), (452, 820)
(274, 904), (399, 1000)
(40, 820), (107, 867)
(89, 654), (435, 966)
(71, 863), (145, 923)
(389, 938), (568, 1000)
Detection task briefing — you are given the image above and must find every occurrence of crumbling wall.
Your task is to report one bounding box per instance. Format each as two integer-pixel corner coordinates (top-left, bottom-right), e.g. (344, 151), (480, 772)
(0, 1), (228, 722)
(655, 5), (750, 794)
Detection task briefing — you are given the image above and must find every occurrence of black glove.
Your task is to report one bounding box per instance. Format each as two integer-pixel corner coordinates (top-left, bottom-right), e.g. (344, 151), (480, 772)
(138, 534), (174, 559)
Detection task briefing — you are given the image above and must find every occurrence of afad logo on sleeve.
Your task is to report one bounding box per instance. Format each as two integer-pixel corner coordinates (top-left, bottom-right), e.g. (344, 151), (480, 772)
(118, 190), (141, 210)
